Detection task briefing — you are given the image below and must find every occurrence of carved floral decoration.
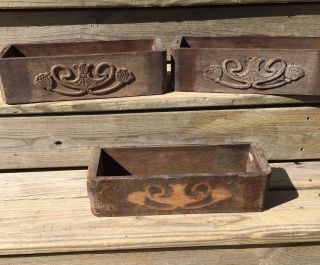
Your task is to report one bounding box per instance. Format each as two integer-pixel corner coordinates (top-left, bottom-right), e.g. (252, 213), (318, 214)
(127, 182), (232, 210)
(34, 62), (135, 96)
(203, 57), (305, 90)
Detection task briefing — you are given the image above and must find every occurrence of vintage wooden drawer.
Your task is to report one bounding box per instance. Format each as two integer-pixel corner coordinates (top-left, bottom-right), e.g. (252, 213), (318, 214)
(0, 38), (166, 104)
(172, 36), (318, 95)
(87, 143), (271, 217)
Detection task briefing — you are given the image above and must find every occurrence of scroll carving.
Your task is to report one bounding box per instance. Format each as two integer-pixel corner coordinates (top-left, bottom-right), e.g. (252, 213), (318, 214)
(127, 182), (231, 210)
(203, 57), (304, 90)
(34, 62), (135, 96)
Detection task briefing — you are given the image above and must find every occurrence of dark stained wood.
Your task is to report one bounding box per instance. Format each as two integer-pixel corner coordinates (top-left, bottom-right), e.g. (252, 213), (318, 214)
(172, 36), (319, 95)
(87, 143), (271, 217)
(0, 38), (166, 104)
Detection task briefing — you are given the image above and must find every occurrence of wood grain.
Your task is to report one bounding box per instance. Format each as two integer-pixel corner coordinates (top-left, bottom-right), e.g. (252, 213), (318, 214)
(0, 106), (318, 169)
(0, 92), (318, 116)
(0, 245), (319, 265)
(0, 161), (318, 201)
(0, 162), (318, 256)
(0, 0), (319, 9)
(1, 5), (320, 52)
(271, 162), (320, 190)
(0, 188), (318, 255)
(0, 170), (86, 201)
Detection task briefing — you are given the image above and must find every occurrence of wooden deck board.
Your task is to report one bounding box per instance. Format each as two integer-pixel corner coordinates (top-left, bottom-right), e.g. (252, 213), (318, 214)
(0, 0), (319, 9)
(0, 92), (318, 116)
(0, 245), (320, 265)
(1, 5), (320, 52)
(0, 162), (319, 255)
(0, 106), (319, 169)
(1, 162), (319, 202)
(0, 190), (318, 255)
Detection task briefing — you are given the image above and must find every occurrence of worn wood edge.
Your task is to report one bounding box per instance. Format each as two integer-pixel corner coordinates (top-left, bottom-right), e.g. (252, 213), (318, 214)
(0, 161), (319, 202)
(0, 92), (318, 115)
(0, 0), (319, 9)
(0, 189), (318, 255)
(0, 245), (319, 265)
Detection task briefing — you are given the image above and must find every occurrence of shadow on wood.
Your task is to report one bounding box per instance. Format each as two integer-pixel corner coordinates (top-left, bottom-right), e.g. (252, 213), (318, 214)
(265, 167), (299, 210)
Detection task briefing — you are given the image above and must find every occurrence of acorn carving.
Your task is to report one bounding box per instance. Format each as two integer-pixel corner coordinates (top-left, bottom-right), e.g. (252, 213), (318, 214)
(285, 64), (305, 82)
(34, 72), (54, 90)
(115, 68), (135, 84)
(203, 65), (223, 81)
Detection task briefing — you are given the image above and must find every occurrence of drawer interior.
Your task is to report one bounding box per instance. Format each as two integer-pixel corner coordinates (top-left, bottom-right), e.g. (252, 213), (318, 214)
(1, 39), (159, 58)
(179, 36), (320, 49)
(96, 144), (263, 177)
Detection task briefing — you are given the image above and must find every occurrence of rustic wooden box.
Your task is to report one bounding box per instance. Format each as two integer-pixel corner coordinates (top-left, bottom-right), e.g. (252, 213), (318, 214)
(87, 143), (271, 217)
(0, 38), (166, 104)
(172, 36), (319, 95)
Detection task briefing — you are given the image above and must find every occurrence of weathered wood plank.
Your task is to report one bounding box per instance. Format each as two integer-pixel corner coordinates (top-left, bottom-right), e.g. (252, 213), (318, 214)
(0, 188), (318, 255)
(270, 162), (320, 190)
(0, 170), (86, 201)
(0, 92), (318, 115)
(1, 162), (318, 202)
(0, 5), (320, 51)
(0, 106), (318, 169)
(0, 0), (319, 9)
(1, 245), (319, 265)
